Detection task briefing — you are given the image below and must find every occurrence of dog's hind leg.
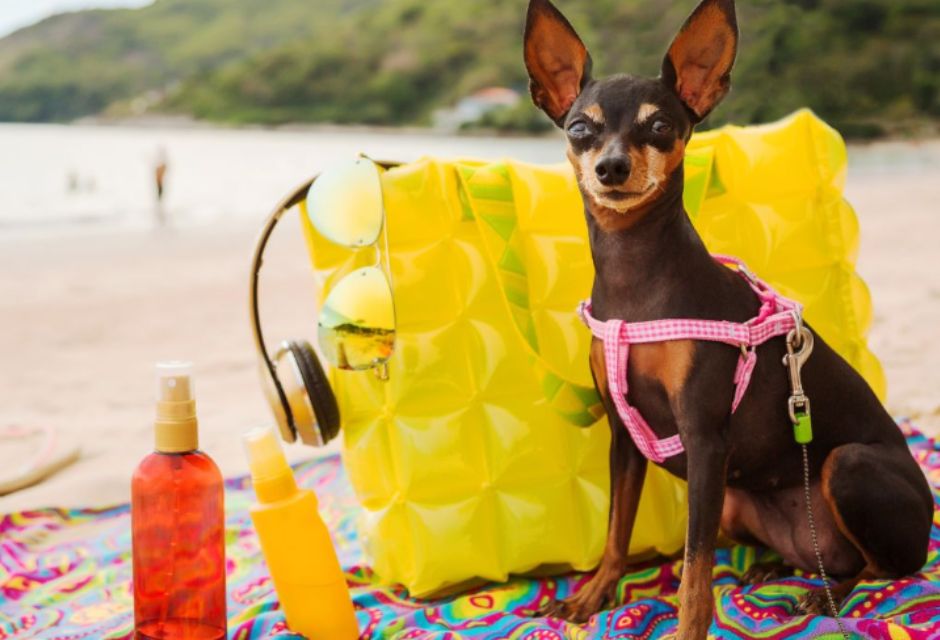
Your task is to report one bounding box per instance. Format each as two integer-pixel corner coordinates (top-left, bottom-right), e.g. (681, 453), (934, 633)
(741, 560), (793, 585)
(798, 442), (934, 614)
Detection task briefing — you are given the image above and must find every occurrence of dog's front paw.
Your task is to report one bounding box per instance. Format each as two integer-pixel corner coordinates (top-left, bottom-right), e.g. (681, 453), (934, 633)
(538, 597), (573, 621)
(538, 591), (608, 624)
(538, 573), (619, 623)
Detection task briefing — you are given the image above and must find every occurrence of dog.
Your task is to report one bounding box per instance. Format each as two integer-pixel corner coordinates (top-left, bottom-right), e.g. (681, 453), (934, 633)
(523, 0), (934, 637)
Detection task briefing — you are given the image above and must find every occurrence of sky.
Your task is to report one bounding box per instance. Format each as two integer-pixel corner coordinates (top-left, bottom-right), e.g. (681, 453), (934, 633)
(0, 0), (151, 37)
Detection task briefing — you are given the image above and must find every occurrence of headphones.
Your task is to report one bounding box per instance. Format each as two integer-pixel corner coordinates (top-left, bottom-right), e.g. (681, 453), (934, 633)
(249, 176), (340, 447)
(249, 160), (399, 446)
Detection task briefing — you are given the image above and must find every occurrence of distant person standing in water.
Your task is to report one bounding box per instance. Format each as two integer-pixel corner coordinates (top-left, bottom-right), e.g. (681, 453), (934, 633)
(154, 147), (169, 227)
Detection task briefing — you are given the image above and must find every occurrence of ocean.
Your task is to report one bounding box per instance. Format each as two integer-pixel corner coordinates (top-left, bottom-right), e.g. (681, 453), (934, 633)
(1, 122), (936, 233)
(0, 122), (561, 233)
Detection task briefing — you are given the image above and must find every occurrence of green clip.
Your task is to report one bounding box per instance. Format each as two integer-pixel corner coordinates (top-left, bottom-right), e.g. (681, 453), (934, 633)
(793, 411), (813, 444)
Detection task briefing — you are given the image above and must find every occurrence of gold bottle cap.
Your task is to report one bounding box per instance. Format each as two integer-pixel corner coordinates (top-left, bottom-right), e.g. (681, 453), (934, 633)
(154, 361), (198, 453)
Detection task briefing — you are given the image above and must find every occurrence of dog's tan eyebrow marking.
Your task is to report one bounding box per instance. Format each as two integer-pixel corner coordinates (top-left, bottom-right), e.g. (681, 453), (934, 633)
(636, 103), (659, 124)
(583, 103), (605, 125)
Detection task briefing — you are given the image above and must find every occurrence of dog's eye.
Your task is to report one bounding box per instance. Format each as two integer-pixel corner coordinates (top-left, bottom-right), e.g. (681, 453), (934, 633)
(651, 119), (673, 135)
(567, 121), (592, 138)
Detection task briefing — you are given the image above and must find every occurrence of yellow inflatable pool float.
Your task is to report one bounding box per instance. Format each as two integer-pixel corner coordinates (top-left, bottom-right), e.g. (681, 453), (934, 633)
(301, 109), (883, 596)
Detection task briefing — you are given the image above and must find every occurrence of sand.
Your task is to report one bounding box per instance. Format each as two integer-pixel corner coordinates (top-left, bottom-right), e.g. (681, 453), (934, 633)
(0, 216), (331, 513)
(1, 140), (938, 513)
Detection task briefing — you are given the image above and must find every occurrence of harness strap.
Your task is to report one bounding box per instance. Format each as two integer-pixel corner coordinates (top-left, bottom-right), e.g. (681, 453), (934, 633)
(732, 348), (758, 412)
(579, 255), (803, 462)
(602, 320), (684, 463)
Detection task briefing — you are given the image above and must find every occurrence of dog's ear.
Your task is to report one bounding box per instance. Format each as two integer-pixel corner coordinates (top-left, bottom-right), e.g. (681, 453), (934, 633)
(524, 0), (593, 126)
(661, 0), (738, 123)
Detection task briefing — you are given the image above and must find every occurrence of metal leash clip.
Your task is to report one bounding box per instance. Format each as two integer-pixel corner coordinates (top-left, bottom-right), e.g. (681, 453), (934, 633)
(783, 323), (814, 444)
(783, 316), (849, 637)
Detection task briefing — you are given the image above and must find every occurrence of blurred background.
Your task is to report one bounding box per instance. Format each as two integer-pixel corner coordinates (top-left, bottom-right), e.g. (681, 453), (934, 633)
(1, 0), (938, 511)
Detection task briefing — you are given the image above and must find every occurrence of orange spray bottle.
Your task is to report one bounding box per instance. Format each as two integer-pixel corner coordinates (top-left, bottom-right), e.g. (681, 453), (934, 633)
(132, 362), (227, 640)
(242, 427), (358, 640)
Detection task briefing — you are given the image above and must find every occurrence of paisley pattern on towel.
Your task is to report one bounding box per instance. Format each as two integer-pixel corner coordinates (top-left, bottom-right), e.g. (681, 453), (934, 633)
(2, 420), (938, 639)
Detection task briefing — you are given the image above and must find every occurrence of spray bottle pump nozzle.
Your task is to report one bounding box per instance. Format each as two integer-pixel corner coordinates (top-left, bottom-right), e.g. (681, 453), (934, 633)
(243, 427), (297, 502)
(154, 361), (198, 453)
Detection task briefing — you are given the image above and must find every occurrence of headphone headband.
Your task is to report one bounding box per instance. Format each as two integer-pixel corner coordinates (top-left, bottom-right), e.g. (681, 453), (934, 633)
(249, 178), (314, 441)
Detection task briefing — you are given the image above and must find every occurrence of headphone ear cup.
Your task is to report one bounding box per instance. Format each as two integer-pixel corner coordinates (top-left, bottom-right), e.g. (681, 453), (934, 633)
(286, 340), (341, 446)
(259, 358), (297, 443)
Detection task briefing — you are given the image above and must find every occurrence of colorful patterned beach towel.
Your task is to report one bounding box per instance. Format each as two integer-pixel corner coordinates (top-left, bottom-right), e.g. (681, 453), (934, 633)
(2, 420), (939, 640)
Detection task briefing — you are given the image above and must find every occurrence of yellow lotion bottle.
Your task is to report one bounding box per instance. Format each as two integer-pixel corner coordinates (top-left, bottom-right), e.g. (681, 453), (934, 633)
(243, 427), (358, 640)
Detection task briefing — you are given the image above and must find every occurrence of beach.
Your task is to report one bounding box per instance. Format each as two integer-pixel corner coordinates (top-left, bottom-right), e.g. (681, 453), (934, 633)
(1, 125), (938, 513)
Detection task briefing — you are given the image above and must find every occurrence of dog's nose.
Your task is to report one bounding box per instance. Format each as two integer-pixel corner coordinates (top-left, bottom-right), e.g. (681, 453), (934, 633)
(595, 155), (631, 186)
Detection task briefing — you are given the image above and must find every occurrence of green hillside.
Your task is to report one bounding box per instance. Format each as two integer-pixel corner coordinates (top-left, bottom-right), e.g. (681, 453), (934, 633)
(0, 0), (937, 137)
(0, 0), (371, 121)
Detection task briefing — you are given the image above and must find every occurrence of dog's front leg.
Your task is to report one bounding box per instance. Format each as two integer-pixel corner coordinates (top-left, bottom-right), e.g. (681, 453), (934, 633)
(543, 419), (647, 622)
(674, 430), (728, 640)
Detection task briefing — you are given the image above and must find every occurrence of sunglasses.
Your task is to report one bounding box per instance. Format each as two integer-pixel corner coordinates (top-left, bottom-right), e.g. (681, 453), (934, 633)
(303, 157), (396, 379)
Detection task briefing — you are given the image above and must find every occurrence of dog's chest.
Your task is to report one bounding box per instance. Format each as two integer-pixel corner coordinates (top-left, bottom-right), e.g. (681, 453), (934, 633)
(589, 337), (690, 467)
(590, 338), (695, 400)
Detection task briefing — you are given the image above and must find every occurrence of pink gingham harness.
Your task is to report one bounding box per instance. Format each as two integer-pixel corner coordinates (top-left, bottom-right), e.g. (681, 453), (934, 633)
(578, 255), (803, 463)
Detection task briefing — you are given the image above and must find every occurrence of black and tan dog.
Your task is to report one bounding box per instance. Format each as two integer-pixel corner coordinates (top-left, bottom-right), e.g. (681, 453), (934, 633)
(523, 0), (934, 636)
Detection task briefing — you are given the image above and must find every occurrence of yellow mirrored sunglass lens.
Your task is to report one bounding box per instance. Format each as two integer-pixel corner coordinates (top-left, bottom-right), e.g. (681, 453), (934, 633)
(306, 158), (383, 247)
(318, 266), (395, 371)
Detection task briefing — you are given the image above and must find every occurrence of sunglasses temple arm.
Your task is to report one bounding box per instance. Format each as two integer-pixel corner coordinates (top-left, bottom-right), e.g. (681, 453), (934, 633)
(249, 176), (318, 427)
